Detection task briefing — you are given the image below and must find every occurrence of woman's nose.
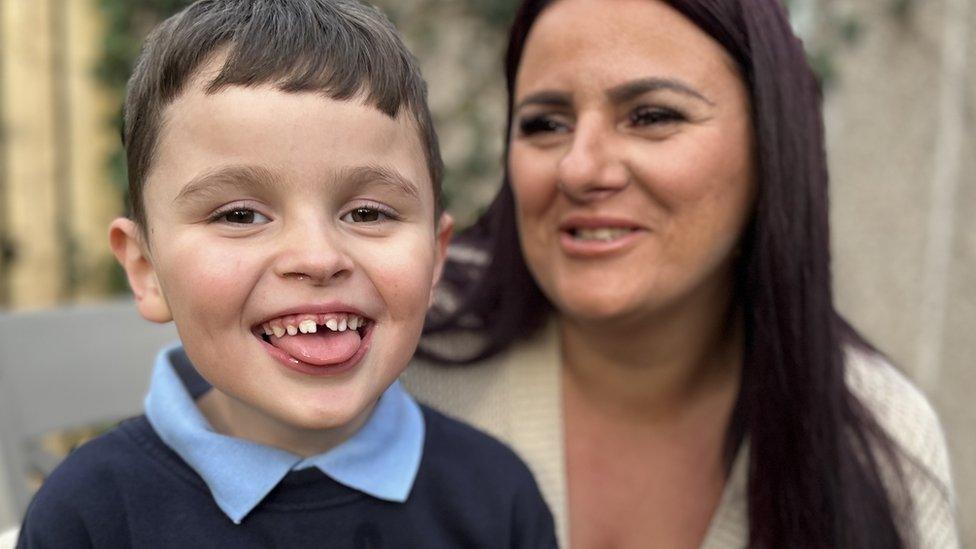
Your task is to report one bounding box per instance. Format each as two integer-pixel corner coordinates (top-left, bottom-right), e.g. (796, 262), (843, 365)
(273, 221), (354, 285)
(556, 118), (630, 202)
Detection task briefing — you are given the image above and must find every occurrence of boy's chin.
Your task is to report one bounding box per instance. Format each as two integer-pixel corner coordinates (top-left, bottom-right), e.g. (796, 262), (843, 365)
(277, 397), (373, 433)
(286, 412), (357, 432)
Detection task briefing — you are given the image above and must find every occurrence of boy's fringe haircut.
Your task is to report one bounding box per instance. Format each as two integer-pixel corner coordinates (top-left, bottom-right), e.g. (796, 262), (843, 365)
(123, 0), (442, 228)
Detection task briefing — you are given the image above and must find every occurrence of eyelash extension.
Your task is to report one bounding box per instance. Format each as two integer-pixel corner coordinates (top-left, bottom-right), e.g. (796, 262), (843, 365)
(517, 115), (567, 136)
(517, 107), (685, 136)
(630, 106), (686, 126)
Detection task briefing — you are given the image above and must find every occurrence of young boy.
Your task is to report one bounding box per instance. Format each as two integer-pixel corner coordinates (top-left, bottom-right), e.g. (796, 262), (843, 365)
(16, 1), (556, 547)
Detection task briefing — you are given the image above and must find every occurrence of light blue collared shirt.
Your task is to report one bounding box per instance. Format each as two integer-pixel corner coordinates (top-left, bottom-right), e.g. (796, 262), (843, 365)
(144, 344), (425, 524)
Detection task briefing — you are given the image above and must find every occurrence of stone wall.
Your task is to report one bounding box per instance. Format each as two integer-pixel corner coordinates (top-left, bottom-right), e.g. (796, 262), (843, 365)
(827, 0), (974, 542)
(0, 0), (121, 310)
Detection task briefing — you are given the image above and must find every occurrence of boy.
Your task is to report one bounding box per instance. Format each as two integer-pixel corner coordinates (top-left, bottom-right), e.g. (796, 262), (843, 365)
(16, 1), (556, 547)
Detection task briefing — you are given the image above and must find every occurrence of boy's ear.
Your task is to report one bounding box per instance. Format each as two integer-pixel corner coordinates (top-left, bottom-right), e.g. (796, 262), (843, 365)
(430, 212), (454, 301)
(109, 218), (172, 324)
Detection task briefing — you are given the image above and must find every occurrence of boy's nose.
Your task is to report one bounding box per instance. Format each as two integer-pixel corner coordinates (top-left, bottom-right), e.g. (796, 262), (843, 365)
(273, 225), (354, 285)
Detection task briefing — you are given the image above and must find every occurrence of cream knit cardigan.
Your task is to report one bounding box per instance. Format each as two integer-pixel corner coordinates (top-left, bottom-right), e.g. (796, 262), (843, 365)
(402, 322), (960, 548)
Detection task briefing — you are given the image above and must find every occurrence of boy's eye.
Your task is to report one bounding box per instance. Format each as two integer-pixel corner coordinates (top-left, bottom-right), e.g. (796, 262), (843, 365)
(213, 208), (270, 225)
(342, 206), (392, 224)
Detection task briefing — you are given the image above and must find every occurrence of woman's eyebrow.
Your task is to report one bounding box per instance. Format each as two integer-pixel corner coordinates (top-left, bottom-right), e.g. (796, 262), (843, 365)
(514, 90), (572, 112)
(173, 164), (278, 204)
(607, 77), (714, 105)
(515, 78), (712, 112)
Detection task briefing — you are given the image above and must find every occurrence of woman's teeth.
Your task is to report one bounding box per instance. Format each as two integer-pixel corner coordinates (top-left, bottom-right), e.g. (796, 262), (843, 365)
(262, 313), (366, 338)
(573, 228), (632, 241)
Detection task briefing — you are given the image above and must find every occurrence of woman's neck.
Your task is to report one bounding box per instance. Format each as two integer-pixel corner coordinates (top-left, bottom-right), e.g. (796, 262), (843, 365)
(558, 284), (742, 423)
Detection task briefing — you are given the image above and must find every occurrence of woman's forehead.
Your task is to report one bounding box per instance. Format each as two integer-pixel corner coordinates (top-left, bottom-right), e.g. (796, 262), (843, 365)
(515, 0), (736, 98)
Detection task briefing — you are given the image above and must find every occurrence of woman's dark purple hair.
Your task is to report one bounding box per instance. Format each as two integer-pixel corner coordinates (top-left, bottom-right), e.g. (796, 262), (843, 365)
(421, 0), (909, 546)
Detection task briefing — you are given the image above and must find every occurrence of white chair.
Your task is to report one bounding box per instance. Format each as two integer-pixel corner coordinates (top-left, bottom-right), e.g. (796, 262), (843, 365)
(0, 300), (178, 534)
(0, 527), (17, 549)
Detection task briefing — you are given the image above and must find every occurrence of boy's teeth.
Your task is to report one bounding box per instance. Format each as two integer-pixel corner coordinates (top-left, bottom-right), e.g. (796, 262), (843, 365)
(574, 228), (631, 241)
(264, 314), (366, 337)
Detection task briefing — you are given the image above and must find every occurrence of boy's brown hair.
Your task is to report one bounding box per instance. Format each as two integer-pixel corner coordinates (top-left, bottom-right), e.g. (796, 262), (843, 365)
(122, 0), (443, 230)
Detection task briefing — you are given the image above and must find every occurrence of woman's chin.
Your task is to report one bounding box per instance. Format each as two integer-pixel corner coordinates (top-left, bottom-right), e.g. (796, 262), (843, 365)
(554, 296), (645, 326)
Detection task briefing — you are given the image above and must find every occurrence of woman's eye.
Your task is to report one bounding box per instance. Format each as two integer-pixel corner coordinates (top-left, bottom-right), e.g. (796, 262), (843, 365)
(518, 115), (569, 136)
(343, 207), (390, 223)
(630, 106), (684, 126)
(216, 208), (270, 225)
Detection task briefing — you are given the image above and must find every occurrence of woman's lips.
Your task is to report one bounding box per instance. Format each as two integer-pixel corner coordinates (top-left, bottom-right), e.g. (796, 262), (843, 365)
(556, 215), (646, 257)
(559, 227), (645, 257)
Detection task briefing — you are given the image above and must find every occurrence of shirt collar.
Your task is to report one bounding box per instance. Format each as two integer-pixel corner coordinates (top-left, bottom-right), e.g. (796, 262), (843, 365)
(145, 344), (425, 524)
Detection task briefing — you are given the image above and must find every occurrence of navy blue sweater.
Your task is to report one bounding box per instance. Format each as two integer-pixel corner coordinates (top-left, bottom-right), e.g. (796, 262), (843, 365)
(17, 407), (557, 548)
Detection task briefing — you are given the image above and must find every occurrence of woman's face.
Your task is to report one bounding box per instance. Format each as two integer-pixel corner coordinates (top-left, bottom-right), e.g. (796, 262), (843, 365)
(509, 0), (756, 325)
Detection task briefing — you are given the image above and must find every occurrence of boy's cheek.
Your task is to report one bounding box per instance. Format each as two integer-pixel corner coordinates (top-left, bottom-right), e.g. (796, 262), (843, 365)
(161, 267), (248, 314)
(359, 241), (438, 308)
(154, 248), (254, 314)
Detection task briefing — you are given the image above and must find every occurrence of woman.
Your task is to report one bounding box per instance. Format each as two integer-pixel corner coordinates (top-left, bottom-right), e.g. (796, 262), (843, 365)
(404, 0), (958, 547)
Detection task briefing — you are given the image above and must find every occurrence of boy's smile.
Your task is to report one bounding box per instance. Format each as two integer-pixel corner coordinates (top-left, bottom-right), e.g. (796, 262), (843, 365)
(111, 63), (451, 456)
(256, 309), (373, 372)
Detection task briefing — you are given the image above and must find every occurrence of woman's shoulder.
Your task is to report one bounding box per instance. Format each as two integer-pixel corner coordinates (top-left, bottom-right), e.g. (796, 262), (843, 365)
(403, 324), (562, 435)
(402, 351), (515, 437)
(844, 347), (952, 483)
(844, 347), (960, 547)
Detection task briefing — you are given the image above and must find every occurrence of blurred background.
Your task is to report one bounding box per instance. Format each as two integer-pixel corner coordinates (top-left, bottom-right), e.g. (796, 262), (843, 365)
(0, 0), (971, 542)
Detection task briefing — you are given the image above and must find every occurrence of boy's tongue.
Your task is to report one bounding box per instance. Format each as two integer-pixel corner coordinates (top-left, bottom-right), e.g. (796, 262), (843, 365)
(270, 330), (362, 366)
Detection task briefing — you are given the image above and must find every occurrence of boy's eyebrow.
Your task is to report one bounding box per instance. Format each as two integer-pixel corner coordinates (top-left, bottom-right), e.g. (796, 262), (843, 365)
(173, 164), (421, 204)
(341, 165), (421, 201)
(173, 165), (279, 204)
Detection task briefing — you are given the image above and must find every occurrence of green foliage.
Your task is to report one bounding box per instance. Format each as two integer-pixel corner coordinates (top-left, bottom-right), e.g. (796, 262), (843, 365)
(462, 0), (520, 32)
(889, 0), (916, 19)
(95, 0), (194, 205)
(813, 11), (865, 89)
(95, 0), (193, 90)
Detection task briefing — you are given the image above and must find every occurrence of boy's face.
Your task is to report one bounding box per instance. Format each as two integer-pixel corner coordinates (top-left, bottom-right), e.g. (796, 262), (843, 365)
(111, 68), (451, 442)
